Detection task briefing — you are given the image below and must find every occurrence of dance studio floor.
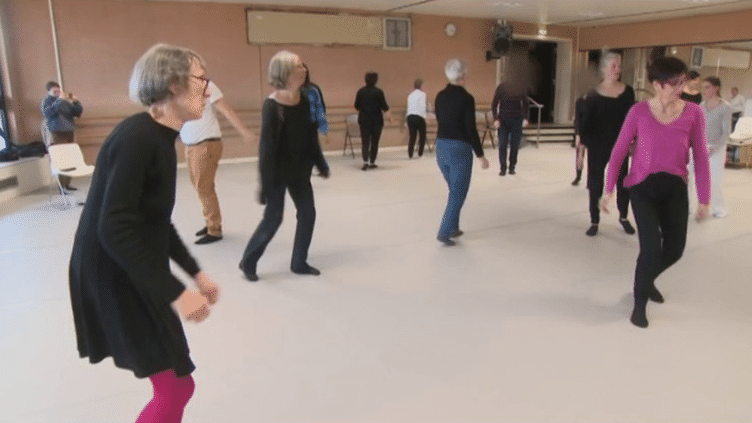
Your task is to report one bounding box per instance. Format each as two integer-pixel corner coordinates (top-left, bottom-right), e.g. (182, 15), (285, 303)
(1, 144), (751, 422)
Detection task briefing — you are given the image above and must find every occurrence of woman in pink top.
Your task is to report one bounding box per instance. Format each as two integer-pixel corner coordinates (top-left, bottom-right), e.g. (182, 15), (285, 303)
(601, 57), (710, 328)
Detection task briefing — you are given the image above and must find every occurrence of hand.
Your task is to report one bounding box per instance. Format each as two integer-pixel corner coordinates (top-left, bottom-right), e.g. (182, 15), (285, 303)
(195, 271), (219, 305)
(174, 289), (210, 322)
(522, 119), (529, 127)
(599, 191), (615, 214)
(319, 132), (330, 145)
(696, 204), (710, 222)
(318, 169), (330, 179)
(478, 157), (489, 169)
(494, 120), (501, 129)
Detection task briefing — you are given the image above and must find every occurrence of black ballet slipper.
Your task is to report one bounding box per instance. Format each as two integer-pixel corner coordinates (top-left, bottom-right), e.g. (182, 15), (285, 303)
(620, 218), (636, 235)
(291, 264), (321, 276)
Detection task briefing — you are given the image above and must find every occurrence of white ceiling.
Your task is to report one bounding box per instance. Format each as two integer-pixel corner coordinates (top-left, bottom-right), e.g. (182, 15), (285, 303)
(149, 0), (752, 26)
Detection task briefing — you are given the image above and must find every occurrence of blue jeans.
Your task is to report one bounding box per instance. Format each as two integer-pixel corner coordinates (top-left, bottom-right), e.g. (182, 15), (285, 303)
(435, 138), (473, 239)
(498, 118), (523, 171)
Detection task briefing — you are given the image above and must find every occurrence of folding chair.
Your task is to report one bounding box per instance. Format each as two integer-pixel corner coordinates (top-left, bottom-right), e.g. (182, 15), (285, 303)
(343, 114), (361, 158)
(47, 143), (94, 208)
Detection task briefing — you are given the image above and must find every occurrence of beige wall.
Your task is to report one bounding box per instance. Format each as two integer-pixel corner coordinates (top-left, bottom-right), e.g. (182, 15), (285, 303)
(578, 9), (752, 51)
(1, 0), (576, 163)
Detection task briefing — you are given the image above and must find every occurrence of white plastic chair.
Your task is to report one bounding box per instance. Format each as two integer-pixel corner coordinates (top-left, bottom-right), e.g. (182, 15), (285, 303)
(47, 143), (94, 207)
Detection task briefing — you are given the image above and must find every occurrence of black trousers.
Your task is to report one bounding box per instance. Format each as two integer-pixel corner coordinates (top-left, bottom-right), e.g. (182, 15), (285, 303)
(241, 176), (316, 271)
(497, 118), (523, 171)
(406, 115), (426, 158)
(629, 173), (689, 299)
(588, 154), (630, 224)
(360, 122), (383, 164)
(732, 111), (742, 131)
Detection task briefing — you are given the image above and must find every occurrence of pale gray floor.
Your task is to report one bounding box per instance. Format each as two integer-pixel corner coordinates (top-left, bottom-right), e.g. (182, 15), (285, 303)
(1, 144), (751, 423)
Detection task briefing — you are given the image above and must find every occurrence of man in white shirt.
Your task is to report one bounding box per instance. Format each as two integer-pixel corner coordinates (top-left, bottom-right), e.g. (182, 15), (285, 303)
(729, 87), (745, 131)
(180, 81), (254, 244)
(406, 78), (428, 158)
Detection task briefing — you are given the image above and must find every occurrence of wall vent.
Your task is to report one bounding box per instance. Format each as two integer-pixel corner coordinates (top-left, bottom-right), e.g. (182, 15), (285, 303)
(383, 17), (411, 50)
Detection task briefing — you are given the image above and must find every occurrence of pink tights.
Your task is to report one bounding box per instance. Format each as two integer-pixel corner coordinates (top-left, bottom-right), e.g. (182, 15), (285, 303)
(135, 369), (195, 423)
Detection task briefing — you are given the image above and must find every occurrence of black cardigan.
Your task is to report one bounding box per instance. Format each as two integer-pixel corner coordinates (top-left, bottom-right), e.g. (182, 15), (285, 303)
(69, 112), (199, 378)
(434, 84), (484, 157)
(258, 97), (328, 201)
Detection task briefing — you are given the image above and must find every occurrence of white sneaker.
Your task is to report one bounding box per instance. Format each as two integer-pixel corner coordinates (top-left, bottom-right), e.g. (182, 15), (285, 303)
(713, 211), (728, 218)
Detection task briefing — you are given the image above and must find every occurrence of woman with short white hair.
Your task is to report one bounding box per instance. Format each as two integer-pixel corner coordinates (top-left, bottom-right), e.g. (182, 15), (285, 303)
(433, 58), (489, 246)
(240, 50), (329, 281)
(701, 76), (732, 218)
(69, 43), (220, 422)
(579, 50), (636, 237)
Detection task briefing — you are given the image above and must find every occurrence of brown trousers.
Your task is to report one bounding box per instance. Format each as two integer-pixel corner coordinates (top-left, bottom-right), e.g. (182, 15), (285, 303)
(185, 139), (223, 235)
(51, 131), (75, 187)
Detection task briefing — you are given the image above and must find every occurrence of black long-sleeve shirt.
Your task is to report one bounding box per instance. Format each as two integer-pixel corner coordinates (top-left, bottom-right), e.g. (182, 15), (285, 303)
(258, 97), (328, 199)
(354, 85), (389, 126)
(69, 112), (199, 378)
(579, 85), (635, 161)
(434, 83), (484, 157)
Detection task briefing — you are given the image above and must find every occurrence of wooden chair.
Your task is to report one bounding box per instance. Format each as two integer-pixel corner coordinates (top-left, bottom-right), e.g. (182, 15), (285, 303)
(478, 110), (496, 148)
(424, 112), (437, 153)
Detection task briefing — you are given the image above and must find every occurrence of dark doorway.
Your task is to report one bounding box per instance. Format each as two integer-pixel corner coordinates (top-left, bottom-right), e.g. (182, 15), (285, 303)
(510, 40), (557, 123)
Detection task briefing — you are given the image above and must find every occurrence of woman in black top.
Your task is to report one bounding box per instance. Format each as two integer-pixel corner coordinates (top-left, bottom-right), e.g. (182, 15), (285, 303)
(681, 70), (703, 104)
(354, 71), (392, 170)
(68, 44), (219, 422)
(580, 50), (636, 237)
(434, 59), (489, 246)
(240, 51), (329, 281)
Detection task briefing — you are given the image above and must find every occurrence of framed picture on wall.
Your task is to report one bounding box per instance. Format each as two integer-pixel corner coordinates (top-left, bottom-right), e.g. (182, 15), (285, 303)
(691, 46), (703, 68)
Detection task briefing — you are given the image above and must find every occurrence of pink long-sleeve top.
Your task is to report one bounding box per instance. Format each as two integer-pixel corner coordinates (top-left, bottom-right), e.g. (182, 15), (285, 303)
(606, 101), (711, 204)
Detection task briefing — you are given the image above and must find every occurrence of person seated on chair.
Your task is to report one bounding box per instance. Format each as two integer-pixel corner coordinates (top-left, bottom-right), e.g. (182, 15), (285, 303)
(41, 81), (83, 191)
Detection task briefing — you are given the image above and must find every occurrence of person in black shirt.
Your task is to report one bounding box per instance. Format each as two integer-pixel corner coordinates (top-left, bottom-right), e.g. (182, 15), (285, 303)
(681, 70), (702, 104)
(354, 71), (392, 170)
(240, 51), (329, 281)
(491, 81), (529, 175)
(434, 59), (489, 246)
(579, 50), (636, 237)
(68, 44), (220, 422)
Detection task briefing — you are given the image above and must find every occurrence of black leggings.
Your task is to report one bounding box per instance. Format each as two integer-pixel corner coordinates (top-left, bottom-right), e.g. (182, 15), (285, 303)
(629, 173), (689, 299)
(241, 176), (316, 271)
(588, 155), (630, 223)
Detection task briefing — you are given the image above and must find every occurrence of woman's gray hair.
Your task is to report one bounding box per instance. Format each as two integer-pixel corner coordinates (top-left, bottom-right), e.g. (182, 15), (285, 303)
(268, 50), (299, 89)
(128, 43), (205, 106)
(444, 59), (467, 84)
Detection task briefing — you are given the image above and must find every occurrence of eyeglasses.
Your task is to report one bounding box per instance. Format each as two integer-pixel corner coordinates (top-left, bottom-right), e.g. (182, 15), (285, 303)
(189, 74), (210, 96)
(661, 76), (686, 88)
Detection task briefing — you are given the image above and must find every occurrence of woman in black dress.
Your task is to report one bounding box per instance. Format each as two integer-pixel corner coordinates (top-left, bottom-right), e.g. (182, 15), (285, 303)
(580, 50), (636, 237)
(239, 50), (330, 281)
(69, 44), (219, 422)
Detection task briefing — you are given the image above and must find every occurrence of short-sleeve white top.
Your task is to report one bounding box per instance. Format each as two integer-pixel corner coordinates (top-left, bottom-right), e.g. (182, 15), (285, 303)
(179, 81), (223, 145)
